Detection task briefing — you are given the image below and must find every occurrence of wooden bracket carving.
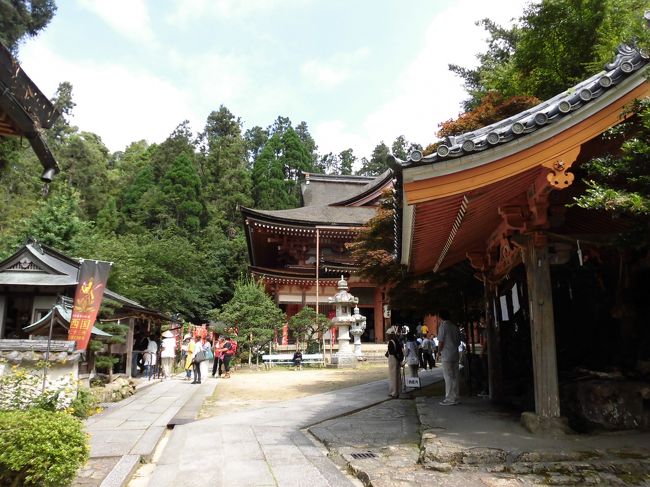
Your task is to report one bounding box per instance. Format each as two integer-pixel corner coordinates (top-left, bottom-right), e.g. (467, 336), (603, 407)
(467, 251), (488, 272)
(541, 147), (580, 190)
(493, 237), (523, 279)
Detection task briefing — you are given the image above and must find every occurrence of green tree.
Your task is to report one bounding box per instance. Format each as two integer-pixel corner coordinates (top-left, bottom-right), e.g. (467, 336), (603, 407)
(288, 306), (330, 350)
(198, 106), (253, 226)
(252, 127), (313, 209)
(244, 125), (268, 166)
(295, 121), (318, 165)
(93, 321), (128, 382)
(346, 190), (403, 285)
(212, 278), (286, 357)
(159, 152), (204, 234)
(18, 187), (92, 255)
(95, 196), (119, 235)
(450, 0), (650, 110)
(339, 148), (356, 175)
(356, 142), (390, 176)
(56, 131), (111, 219)
(574, 98), (650, 243)
(0, 0), (56, 52)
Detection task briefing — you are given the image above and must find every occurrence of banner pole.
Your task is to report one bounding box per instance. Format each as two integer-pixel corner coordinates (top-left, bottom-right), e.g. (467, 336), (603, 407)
(42, 303), (56, 393)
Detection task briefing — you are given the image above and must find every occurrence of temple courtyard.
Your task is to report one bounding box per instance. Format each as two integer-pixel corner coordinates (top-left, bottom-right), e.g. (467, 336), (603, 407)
(70, 365), (650, 487)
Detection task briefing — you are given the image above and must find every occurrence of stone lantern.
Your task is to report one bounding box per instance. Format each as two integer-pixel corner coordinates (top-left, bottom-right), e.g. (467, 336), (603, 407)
(350, 305), (367, 360)
(328, 275), (363, 368)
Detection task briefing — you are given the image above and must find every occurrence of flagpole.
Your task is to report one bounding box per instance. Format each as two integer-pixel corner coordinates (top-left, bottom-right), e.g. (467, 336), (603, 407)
(42, 302), (56, 393)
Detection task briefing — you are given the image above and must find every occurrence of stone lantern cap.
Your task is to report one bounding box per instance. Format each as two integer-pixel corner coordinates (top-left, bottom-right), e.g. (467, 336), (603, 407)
(328, 275), (359, 305)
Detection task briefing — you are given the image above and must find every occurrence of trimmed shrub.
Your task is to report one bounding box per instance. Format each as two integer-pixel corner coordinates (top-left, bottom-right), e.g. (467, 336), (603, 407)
(0, 409), (89, 486)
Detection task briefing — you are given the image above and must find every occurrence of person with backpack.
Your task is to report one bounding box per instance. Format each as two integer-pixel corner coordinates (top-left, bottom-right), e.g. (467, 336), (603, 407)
(221, 336), (237, 378)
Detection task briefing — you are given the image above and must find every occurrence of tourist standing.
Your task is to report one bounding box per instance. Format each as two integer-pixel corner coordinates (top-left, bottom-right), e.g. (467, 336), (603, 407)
(437, 310), (461, 405)
(192, 334), (210, 384)
(185, 335), (196, 381)
(421, 334), (435, 369)
(386, 329), (403, 398)
(160, 330), (176, 379)
(404, 332), (419, 378)
(211, 336), (224, 377)
(144, 336), (158, 380)
(221, 336), (237, 378)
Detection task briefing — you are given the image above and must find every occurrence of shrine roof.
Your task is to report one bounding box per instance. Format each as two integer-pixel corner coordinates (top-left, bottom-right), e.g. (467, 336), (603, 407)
(0, 239), (143, 309)
(301, 172), (376, 206)
(23, 300), (111, 337)
(393, 44), (649, 275)
(395, 45), (648, 175)
(241, 205), (376, 227)
(0, 42), (60, 178)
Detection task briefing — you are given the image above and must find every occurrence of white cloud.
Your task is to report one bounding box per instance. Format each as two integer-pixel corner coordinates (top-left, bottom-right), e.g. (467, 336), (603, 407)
(166, 0), (307, 25)
(316, 0), (528, 159)
(77, 0), (154, 44)
(301, 47), (370, 89)
(19, 43), (196, 152)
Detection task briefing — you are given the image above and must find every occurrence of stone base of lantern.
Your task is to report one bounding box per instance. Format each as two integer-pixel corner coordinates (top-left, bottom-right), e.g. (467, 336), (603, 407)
(331, 351), (358, 368)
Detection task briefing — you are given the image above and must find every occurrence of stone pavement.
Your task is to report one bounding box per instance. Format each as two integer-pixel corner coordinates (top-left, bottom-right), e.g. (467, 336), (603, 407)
(144, 368), (443, 486)
(73, 376), (217, 487)
(314, 390), (650, 486)
(75, 367), (650, 486)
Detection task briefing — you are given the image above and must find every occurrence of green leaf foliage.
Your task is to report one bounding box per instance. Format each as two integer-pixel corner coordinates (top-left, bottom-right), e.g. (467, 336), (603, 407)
(0, 0), (56, 51)
(573, 98), (650, 244)
(0, 408), (89, 487)
(212, 278), (286, 350)
(287, 306), (330, 349)
(450, 0), (650, 110)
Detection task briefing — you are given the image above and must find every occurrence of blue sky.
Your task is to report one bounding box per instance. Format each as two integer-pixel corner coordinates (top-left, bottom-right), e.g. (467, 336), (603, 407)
(19, 0), (529, 160)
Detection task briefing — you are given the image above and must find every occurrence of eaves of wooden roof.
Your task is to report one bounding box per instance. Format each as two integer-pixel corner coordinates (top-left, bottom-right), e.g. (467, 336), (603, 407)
(0, 42), (60, 179)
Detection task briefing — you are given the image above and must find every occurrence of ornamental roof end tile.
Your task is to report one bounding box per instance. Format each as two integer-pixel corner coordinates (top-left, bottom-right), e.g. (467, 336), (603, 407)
(397, 44), (649, 169)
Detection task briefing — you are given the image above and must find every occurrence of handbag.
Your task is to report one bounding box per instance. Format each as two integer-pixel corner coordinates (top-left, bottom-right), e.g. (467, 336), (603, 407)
(193, 350), (206, 363)
(205, 347), (214, 361)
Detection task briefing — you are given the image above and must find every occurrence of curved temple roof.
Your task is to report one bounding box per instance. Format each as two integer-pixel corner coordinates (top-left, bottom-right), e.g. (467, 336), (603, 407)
(393, 43), (649, 275)
(396, 44), (648, 169)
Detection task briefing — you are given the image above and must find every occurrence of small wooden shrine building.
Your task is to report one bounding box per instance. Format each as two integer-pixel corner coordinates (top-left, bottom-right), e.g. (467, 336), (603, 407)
(241, 171), (394, 343)
(392, 45), (649, 430)
(0, 239), (173, 377)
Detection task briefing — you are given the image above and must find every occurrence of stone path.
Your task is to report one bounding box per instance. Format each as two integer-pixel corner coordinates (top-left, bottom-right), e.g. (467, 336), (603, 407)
(74, 367), (650, 486)
(145, 369), (443, 486)
(73, 377), (216, 487)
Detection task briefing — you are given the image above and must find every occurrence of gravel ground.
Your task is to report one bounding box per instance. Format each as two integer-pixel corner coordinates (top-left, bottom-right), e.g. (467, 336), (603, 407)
(199, 363), (389, 418)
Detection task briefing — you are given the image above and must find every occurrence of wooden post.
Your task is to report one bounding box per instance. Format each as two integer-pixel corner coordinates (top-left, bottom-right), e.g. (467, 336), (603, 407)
(484, 277), (504, 402)
(373, 287), (383, 343)
(126, 317), (135, 378)
(524, 233), (560, 418)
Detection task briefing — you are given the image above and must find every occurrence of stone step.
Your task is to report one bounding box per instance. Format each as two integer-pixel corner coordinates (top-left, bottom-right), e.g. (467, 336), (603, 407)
(420, 435), (650, 484)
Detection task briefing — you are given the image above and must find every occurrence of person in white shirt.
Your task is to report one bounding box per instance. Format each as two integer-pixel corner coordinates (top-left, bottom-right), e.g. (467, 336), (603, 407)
(437, 310), (461, 405)
(160, 330), (176, 379)
(143, 337), (158, 380)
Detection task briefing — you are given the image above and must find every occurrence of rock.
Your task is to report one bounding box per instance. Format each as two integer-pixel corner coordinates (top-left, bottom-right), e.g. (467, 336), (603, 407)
(462, 447), (507, 465)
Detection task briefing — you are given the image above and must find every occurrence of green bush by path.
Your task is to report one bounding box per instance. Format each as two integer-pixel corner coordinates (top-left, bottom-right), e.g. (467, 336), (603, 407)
(0, 409), (89, 486)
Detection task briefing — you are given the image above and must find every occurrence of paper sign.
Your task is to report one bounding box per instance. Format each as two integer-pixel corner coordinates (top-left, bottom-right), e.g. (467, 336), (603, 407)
(511, 284), (520, 314)
(406, 376), (421, 388)
(499, 295), (509, 321)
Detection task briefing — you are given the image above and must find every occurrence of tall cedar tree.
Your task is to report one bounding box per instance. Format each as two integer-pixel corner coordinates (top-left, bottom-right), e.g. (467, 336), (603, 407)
(199, 106), (253, 226)
(0, 0), (56, 51)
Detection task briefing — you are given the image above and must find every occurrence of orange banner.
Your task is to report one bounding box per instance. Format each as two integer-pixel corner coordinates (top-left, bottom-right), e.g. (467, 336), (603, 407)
(67, 260), (111, 350)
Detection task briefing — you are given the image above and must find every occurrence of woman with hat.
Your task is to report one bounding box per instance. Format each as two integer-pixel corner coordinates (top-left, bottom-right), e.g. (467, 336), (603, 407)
(160, 330), (176, 379)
